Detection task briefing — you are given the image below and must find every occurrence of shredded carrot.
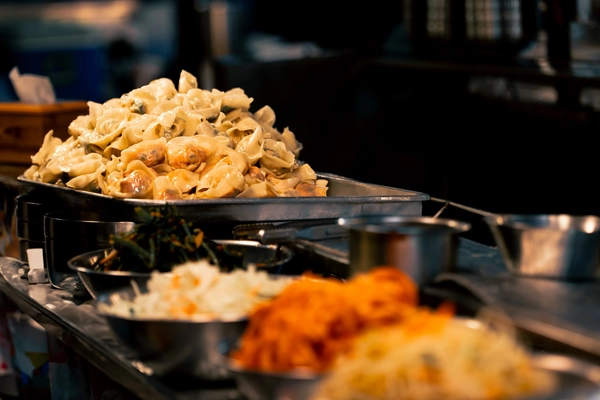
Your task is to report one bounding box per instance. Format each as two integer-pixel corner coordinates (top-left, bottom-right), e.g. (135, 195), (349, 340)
(230, 266), (454, 373)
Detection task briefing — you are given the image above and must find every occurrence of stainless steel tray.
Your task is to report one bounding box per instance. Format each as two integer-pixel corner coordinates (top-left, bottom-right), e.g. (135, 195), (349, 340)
(16, 172), (429, 224)
(530, 353), (600, 399)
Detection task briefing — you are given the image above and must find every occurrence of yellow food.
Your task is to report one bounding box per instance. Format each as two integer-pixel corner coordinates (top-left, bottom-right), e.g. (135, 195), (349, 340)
(24, 70), (328, 199)
(312, 315), (557, 400)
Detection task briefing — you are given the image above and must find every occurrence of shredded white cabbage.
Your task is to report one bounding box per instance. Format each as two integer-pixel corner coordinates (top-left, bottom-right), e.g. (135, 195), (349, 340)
(99, 260), (296, 320)
(312, 318), (558, 400)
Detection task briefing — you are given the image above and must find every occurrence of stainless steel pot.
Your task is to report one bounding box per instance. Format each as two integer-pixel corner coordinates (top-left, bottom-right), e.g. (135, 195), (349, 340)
(338, 215), (471, 286)
(484, 214), (600, 280)
(14, 192), (59, 261)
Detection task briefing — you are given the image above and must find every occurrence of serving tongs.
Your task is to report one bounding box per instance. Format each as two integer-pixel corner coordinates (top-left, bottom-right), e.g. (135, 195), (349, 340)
(233, 219), (348, 244)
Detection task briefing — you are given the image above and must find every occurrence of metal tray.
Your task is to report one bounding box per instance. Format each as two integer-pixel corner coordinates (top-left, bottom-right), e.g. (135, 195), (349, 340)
(16, 172), (429, 224)
(529, 353), (600, 399)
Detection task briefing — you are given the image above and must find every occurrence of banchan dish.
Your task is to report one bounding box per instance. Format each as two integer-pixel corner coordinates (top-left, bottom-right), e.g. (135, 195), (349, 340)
(68, 240), (294, 299)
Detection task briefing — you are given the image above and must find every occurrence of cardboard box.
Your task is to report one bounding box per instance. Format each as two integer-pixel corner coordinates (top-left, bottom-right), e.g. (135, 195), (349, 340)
(0, 101), (88, 165)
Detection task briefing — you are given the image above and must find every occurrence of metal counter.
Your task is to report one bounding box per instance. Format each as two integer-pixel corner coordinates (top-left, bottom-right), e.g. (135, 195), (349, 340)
(1, 238), (600, 399)
(0, 257), (242, 400)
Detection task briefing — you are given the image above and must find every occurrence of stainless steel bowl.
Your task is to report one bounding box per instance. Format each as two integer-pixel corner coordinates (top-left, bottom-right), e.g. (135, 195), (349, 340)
(212, 239), (294, 274)
(67, 248), (153, 299)
(484, 214), (600, 281)
(96, 285), (248, 381)
(338, 215), (471, 285)
(68, 240), (295, 299)
(226, 361), (323, 400)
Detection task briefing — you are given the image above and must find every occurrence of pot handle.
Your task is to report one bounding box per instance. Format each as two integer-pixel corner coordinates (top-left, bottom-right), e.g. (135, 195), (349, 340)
(430, 197), (498, 219)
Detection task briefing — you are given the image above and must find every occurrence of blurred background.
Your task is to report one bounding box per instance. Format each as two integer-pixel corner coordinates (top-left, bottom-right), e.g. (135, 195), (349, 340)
(1, 0), (600, 215)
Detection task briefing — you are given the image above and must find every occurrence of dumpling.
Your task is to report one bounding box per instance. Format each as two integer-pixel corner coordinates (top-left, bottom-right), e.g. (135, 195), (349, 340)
(178, 70), (198, 94)
(265, 175), (301, 194)
(126, 87), (159, 113)
(103, 134), (130, 159)
(146, 77), (178, 101)
(102, 160), (157, 199)
(288, 181), (328, 197)
(152, 175), (182, 200)
(219, 145), (249, 175)
(222, 87), (253, 111)
(29, 130), (63, 169)
(237, 181), (277, 198)
(68, 115), (94, 138)
(166, 136), (218, 172)
(187, 89), (220, 120)
(196, 160), (245, 198)
(196, 119), (217, 137)
(40, 138), (86, 182)
(149, 99), (179, 116)
(280, 127), (303, 158)
(119, 137), (167, 170)
(56, 153), (106, 178)
(225, 117), (260, 147)
(66, 168), (104, 192)
(259, 139), (296, 174)
(81, 107), (128, 150)
(235, 126), (264, 165)
(252, 105), (276, 128)
(167, 168), (200, 194)
(22, 69), (329, 199)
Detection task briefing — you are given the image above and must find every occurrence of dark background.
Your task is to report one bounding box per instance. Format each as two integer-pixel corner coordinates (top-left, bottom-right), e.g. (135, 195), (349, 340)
(2, 0), (600, 216)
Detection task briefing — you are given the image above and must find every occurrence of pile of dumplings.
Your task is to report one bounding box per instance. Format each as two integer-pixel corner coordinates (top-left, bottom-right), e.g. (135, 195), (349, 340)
(24, 70), (328, 200)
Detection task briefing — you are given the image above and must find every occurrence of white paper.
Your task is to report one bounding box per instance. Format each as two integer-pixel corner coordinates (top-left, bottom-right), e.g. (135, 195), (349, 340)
(26, 248), (45, 270)
(26, 248), (48, 284)
(9, 66), (56, 104)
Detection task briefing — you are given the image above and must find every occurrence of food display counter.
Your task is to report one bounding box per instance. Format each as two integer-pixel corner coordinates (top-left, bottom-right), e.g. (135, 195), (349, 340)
(3, 67), (600, 400)
(0, 256), (240, 400)
(1, 234), (600, 400)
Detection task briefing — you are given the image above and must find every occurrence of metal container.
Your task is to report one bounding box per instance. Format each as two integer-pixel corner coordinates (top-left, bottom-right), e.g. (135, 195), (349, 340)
(67, 240), (294, 299)
(18, 239), (45, 263)
(18, 173), (429, 227)
(226, 361), (323, 400)
(484, 214), (600, 281)
(96, 285), (248, 380)
(15, 192), (59, 223)
(338, 216), (471, 285)
(16, 219), (44, 242)
(67, 248), (153, 300)
(43, 211), (135, 294)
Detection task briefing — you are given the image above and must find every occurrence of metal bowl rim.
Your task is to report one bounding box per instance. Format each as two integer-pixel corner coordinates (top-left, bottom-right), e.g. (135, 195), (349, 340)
(226, 358), (324, 380)
(99, 308), (250, 324)
(484, 214), (600, 233)
(44, 210), (137, 222)
(67, 248), (154, 278)
(338, 215), (471, 233)
(68, 240), (295, 276)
